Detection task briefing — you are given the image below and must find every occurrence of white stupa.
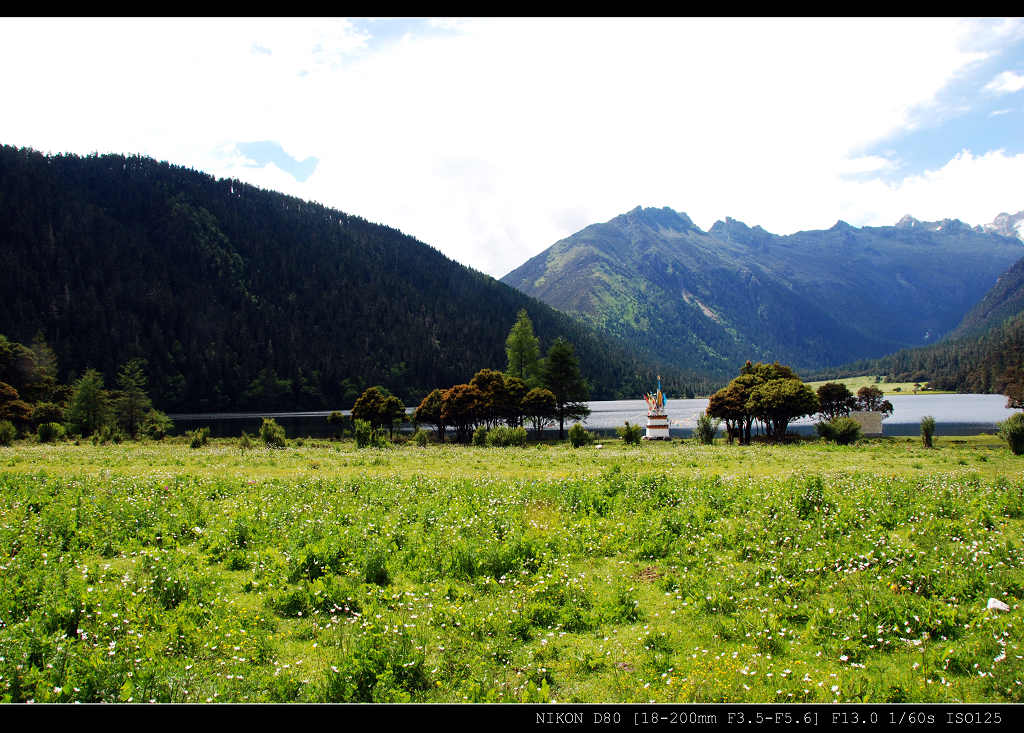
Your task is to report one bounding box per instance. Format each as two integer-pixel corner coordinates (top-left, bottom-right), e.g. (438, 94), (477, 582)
(643, 376), (670, 440)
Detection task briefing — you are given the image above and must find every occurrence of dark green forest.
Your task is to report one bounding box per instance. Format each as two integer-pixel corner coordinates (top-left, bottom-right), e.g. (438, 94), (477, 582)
(826, 311), (1024, 396)
(0, 146), (713, 412)
(812, 252), (1024, 396)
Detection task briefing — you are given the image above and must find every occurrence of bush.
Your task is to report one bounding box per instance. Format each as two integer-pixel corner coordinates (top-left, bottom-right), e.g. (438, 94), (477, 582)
(0, 419), (15, 446)
(997, 413), (1024, 455)
(188, 427), (210, 449)
(472, 425), (488, 446)
(31, 401), (64, 426)
(487, 425), (527, 447)
(616, 421), (643, 445)
(816, 416), (861, 445)
(239, 431), (254, 450)
(93, 423), (125, 445)
(795, 475), (830, 519)
(141, 409), (174, 440)
(36, 422), (65, 443)
(413, 428), (429, 447)
(354, 419), (386, 449)
(694, 412), (720, 445)
(259, 417), (286, 448)
(920, 415), (936, 448)
(568, 422), (593, 448)
(320, 622), (428, 702)
(326, 410), (349, 437)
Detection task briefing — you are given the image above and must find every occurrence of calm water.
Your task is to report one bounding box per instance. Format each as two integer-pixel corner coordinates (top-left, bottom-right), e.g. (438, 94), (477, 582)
(169, 394), (1019, 438)
(581, 394), (1018, 437)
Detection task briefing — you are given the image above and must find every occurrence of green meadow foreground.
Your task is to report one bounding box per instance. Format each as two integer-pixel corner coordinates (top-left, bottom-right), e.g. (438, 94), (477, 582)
(1, 436), (1022, 703)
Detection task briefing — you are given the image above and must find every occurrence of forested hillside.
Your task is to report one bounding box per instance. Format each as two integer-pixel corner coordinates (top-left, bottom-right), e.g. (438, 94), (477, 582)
(949, 255), (1024, 340)
(0, 146), (710, 411)
(824, 254), (1024, 395)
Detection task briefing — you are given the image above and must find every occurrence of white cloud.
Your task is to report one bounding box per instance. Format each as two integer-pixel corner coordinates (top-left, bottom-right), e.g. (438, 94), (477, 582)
(984, 69), (1024, 94)
(837, 156), (897, 175)
(845, 149), (1024, 228)
(1, 18), (1022, 277)
(989, 108), (1012, 116)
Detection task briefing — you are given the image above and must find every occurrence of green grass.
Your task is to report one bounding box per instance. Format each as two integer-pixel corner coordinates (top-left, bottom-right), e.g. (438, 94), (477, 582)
(1, 435), (1022, 703)
(804, 376), (954, 396)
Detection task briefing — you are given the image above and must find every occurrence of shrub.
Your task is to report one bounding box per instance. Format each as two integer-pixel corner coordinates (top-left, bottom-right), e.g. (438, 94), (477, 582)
(795, 475), (831, 519)
(0, 419), (15, 446)
(36, 422), (65, 443)
(326, 410), (349, 437)
(259, 417), (286, 448)
(361, 544), (391, 586)
(413, 428), (429, 447)
(816, 416), (861, 445)
(141, 409), (174, 440)
(694, 412), (720, 445)
(238, 431), (254, 450)
(93, 423), (125, 445)
(487, 425), (527, 447)
(354, 419), (386, 449)
(472, 425), (488, 446)
(568, 422), (593, 448)
(188, 427), (210, 449)
(920, 415), (936, 448)
(320, 622), (428, 702)
(31, 401), (64, 426)
(997, 413), (1024, 455)
(616, 421), (643, 445)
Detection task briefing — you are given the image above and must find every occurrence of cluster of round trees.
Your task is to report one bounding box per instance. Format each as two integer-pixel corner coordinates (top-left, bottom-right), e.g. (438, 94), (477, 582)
(351, 311), (591, 444)
(707, 361), (818, 444)
(413, 349), (590, 443)
(706, 361), (895, 444)
(412, 369), (556, 443)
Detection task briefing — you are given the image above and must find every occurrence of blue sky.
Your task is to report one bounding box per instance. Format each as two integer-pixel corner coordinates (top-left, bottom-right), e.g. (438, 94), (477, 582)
(1, 18), (1023, 276)
(855, 35), (1024, 183)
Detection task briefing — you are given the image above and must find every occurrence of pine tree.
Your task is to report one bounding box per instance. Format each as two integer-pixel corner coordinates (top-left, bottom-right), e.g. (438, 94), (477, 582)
(67, 369), (109, 437)
(541, 337), (590, 439)
(505, 309), (541, 387)
(115, 358), (152, 438)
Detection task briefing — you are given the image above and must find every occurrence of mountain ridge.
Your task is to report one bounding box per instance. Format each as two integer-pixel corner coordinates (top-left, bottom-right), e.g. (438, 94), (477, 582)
(502, 205), (1023, 376)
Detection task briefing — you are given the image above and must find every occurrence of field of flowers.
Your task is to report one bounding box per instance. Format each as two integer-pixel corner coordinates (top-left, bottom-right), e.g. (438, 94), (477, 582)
(1, 436), (1022, 703)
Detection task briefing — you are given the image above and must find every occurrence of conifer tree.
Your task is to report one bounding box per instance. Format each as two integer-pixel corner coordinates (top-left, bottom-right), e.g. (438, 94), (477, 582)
(505, 309), (541, 387)
(67, 368), (109, 437)
(115, 358), (152, 438)
(541, 337), (590, 440)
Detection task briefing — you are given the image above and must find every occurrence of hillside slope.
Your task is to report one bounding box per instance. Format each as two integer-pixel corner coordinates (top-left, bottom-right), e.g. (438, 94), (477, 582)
(0, 146), (709, 411)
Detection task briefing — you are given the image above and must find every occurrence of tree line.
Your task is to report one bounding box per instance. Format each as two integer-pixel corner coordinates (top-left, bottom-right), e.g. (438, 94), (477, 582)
(0, 332), (172, 444)
(347, 311), (590, 442)
(706, 360), (894, 445)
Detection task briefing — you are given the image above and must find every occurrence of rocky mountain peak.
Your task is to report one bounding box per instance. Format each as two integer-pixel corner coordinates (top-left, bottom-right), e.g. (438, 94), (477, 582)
(983, 210), (1024, 241)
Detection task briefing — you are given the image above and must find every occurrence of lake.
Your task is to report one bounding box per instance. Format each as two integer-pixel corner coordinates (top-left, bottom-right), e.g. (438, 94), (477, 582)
(168, 393), (1019, 438)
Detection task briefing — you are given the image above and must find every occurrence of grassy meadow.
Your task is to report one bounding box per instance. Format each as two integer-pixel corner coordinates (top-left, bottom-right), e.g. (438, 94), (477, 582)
(804, 376), (954, 395)
(1, 433), (1023, 703)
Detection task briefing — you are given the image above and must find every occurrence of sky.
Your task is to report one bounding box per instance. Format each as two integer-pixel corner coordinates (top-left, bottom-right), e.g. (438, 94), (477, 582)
(2, 17), (1023, 277)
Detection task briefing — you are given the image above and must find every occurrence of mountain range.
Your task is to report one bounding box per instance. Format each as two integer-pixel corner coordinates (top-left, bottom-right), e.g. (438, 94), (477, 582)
(502, 206), (1024, 377)
(4, 143), (1024, 410)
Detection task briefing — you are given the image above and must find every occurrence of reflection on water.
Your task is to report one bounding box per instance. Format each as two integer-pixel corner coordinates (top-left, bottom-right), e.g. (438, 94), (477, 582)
(169, 394), (1020, 438)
